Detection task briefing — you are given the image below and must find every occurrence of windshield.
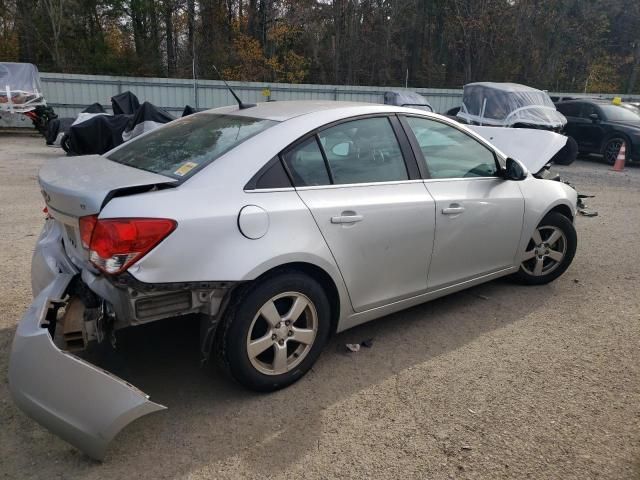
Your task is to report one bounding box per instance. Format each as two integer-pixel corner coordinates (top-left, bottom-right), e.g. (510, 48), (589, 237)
(599, 105), (640, 122)
(108, 113), (278, 179)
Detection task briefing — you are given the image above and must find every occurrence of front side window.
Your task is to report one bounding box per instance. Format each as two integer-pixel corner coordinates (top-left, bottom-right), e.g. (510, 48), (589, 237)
(404, 116), (498, 179)
(580, 103), (599, 118)
(318, 117), (408, 184)
(108, 113), (278, 180)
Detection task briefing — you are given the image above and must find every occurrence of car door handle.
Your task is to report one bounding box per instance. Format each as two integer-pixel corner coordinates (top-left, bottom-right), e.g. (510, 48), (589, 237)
(442, 206), (465, 215)
(331, 213), (363, 224)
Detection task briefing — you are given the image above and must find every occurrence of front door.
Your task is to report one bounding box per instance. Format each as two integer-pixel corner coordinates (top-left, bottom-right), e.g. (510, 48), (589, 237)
(424, 178), (525, 288)
(576, 103), (606, 152)
(401, 115), (525, 289)
(282, 116), (436, 312)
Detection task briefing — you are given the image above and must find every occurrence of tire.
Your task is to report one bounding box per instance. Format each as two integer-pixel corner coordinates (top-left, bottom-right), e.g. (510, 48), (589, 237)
(512, 212), (577, 285)
(217, 271), (331, 392)
(60, 134), (72, 154)
(551, 136), (578, 165)
(602, 136), (628, 165)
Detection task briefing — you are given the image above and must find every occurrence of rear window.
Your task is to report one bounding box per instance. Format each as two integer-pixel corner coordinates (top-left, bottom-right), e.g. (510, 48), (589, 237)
(108, 113), (278, 179)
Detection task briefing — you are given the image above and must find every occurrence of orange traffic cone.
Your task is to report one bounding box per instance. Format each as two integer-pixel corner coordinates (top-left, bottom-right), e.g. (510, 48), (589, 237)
(612, 142), (626, 171)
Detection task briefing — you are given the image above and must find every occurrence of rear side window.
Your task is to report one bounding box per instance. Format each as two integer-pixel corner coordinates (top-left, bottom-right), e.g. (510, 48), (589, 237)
(282, 137), (331, 186)
(556, 102), (581, 117)
(108, 113), (278, 180)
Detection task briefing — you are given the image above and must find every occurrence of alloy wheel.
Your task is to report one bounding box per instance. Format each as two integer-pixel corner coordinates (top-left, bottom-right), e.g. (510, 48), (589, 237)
(521, 225), (567, 276)
(604, 139), (623, 165)
(246, 292), (318, 376)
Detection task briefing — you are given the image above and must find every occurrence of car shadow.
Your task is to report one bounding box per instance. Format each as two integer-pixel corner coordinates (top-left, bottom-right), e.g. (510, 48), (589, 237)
(0, 278), (556, 478)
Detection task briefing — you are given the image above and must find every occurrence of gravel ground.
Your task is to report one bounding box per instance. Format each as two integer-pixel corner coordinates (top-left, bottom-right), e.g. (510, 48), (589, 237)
(0, 134), (638, 480)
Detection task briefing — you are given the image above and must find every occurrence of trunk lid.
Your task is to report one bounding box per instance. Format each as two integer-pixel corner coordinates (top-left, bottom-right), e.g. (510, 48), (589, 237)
(39, 155), (176, 217)
(38, 155), (176, 266)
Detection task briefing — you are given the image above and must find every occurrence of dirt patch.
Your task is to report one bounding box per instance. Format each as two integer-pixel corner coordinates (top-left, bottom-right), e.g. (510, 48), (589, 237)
(0, 135), (638, 479)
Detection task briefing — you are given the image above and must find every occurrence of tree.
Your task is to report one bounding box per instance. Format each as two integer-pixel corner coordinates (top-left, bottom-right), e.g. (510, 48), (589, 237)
(2, 0), (640, 93)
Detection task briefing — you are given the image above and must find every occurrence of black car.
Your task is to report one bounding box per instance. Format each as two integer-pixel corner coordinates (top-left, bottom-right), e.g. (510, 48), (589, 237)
(555, 99), (640, 164)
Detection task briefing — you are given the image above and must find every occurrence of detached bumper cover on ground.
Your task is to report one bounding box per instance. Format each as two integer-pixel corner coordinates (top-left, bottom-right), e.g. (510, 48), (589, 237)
(8, 223), (165, 460)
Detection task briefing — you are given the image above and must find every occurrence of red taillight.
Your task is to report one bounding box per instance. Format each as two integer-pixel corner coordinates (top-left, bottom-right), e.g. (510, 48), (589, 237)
(43, 206), (51, 219)
(79, 214), (98, 248)
(84, 218), (176, 274)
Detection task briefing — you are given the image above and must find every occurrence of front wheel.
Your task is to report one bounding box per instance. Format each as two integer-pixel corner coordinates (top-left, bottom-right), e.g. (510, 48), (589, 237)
(550, 136), (578, 165)
(512, 212), (577, 285)
(217, 272), (330, 392)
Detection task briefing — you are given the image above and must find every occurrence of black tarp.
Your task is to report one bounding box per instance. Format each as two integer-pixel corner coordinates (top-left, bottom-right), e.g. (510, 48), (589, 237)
(65, 114), (131, 155)
(61, 92), (184, 155)
(182, 105), (198, 117)
(122, 101), (175, 141)
(45, 117), (74, 145)
(111, 91), (140, 115)
(46, 103), (107, 145)
(83, 102), (106, 114)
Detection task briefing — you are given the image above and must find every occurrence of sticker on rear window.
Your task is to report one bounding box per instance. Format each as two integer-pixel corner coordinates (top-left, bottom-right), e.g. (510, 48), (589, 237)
(174, 162), (198, 176)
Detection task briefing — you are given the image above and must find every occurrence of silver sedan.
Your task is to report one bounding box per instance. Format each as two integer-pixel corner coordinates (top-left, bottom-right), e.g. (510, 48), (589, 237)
(9, 101), (578, 459)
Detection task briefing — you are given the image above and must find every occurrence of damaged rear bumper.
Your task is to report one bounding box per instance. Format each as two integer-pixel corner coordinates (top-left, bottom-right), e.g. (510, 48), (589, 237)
(8, 224), (166, 460)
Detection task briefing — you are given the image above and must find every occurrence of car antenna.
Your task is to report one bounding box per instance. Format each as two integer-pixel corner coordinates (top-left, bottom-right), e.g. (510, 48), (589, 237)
(212, 64), (256, 110)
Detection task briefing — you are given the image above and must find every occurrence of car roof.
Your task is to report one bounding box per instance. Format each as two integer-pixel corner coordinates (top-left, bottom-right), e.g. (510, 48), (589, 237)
(202, 100), (409, 122)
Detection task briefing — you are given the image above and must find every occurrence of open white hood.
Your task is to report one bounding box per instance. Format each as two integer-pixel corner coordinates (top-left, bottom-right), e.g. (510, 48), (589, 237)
(469, 126), (568, 174)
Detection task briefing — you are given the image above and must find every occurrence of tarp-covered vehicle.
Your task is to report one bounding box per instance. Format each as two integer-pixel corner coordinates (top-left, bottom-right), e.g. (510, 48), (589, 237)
(0, 62), (56, 133)
(0, 62), (45, 113)
(456, 82), (567, 131)
(384, 90), (433, 112)
(452, 83), (576, 165)
(60, 92), (176, 155)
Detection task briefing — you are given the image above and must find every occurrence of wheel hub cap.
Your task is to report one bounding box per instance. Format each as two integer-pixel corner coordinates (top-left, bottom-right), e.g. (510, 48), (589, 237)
(275, 323), (288, 341)
(521, 225), (567, 276)
(246, 292), (318, 376)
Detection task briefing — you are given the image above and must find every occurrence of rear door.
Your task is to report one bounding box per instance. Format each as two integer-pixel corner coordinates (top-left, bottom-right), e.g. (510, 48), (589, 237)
(400, 115), (525, 289)
(282, 115), (436, 312)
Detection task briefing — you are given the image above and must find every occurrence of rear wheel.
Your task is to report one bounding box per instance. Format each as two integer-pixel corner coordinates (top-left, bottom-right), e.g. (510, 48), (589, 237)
(512, 212), (577, 285)
(217, 272), (330, 391)
(60, 134), (72, 154)
(602, 137), (627, 165)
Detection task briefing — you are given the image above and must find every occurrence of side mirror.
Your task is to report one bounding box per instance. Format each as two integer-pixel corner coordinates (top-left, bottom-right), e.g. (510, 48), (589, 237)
(503, 157), (526, 181)
(589, 113), (600, 123)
